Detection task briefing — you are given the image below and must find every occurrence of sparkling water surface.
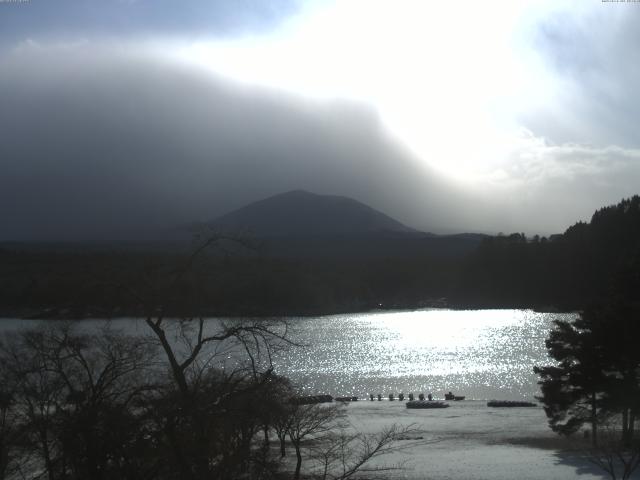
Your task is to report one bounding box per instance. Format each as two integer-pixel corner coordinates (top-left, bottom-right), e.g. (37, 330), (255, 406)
(0, 309), (573, 401)
(271, 309), (573, 400)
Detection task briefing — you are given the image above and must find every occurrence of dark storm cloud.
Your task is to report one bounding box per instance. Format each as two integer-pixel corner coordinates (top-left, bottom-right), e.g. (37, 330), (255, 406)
(4, 2), (638, 241)
(0, 44), (480, 241)
(0, 0), (300, 43)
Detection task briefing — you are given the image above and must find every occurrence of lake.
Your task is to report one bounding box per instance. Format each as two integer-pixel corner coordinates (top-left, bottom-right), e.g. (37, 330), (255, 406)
(0, 309), (573, 401)
(273, 309), (573, 400)
(3, 309), (609, 480)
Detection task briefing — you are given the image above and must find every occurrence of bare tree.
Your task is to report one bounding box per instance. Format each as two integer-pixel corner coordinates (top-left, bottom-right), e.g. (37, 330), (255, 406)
(1, 328), (69, 480)
(284, 403), (345, 480)
(140, 316), (296, 480)
(118, 234), (298, 479)
(588, 419), (640, 480)
(309, 424), (418, 480)
(0, 323), (158, 480)
(0, 378), (22, 480)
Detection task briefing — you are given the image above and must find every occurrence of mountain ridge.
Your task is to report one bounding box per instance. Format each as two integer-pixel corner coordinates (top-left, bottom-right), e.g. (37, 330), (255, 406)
(208, 189), (421, 237)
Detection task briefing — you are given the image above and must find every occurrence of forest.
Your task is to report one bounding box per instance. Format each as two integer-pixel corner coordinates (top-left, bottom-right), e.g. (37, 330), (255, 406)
(0, 196), (638, 318)
(456, 195), (640, 310)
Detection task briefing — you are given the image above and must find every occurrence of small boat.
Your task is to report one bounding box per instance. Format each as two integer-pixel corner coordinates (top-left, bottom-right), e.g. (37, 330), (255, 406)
(406, 400), (450, 409)
(487, 400), (537, 408)
(444, 392), (465, 401)
(335, 396), (358, 402)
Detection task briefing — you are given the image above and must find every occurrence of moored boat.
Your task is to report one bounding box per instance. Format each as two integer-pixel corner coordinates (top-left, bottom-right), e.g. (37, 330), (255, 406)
(444, 391), (466, 401)
(406, 400), (450, 409)
(487, 400), (537, 407)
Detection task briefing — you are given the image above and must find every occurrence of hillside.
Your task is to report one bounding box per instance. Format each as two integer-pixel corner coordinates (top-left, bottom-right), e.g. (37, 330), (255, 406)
(209, 190), (418, 237)
(201, 190), (484, 259)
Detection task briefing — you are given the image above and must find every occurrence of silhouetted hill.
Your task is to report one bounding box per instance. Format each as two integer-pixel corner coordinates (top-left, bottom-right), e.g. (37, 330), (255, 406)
(198, 190), (486, 259)
(209, 190), (419, 237)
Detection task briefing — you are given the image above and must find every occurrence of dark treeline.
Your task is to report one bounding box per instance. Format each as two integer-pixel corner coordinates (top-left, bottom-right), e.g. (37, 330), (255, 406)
(1, 195), (639, 317)
(455, 195), (640, 310)
(0, 249), (460, 318)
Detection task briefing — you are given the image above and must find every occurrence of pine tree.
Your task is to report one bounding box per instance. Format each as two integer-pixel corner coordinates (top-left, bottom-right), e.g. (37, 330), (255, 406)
(534, 314), (608, 446)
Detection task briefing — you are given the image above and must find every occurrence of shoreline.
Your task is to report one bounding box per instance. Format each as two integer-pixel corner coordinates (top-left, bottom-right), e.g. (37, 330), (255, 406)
(0, 304), (574, 321)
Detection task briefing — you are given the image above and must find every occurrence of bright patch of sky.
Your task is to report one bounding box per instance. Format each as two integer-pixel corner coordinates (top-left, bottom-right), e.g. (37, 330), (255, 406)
(170, 0), (612, 182)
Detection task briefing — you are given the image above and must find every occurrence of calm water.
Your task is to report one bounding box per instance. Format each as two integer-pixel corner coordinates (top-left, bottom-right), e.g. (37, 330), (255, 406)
(0, 309), (573, 401)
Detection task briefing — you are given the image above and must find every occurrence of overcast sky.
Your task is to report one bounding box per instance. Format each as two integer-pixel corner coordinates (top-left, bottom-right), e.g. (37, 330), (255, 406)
(1, 0), (639, 240)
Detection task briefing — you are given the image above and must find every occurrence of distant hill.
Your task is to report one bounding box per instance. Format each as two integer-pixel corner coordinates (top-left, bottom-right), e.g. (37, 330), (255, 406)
(208, 190), (419, 237)
(194, 190), (485, 259)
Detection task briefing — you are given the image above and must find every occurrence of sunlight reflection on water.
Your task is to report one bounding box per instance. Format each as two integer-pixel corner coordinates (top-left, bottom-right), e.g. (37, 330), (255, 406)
(0, 309), (573, 401)
(272, 309), (574, 400)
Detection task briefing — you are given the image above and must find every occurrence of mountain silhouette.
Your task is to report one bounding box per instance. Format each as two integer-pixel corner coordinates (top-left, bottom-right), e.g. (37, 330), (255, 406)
(194, 190), (485, 259)
(209, 190), (419, 237)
